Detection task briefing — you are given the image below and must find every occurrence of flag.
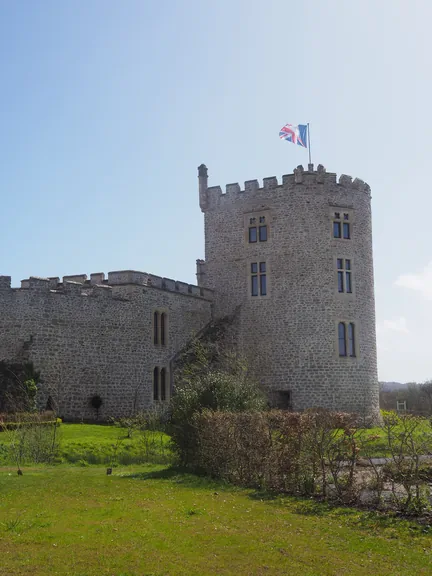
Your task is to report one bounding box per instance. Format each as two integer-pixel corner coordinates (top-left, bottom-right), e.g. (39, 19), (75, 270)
(279, 124), (308, 148)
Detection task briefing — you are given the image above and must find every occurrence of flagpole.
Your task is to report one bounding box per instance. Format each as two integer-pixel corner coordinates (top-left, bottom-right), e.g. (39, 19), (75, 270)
(307, 123), (312, 166)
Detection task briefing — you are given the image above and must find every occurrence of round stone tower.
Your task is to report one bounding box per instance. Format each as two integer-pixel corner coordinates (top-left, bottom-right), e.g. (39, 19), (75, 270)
(197, 163), (379, 421)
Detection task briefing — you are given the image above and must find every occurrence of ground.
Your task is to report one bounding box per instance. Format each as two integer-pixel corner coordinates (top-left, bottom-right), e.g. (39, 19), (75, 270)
(0, 423), (431, 575)
(0, 464), (431, 576)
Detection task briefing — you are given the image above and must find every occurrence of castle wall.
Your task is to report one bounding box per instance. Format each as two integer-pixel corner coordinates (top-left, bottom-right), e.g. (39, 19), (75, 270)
(0, 275), (212, 420)
(199, 165), (379, 420)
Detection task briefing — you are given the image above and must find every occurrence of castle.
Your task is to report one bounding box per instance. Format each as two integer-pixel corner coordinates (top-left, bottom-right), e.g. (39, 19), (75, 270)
(0, 163), (380, 421)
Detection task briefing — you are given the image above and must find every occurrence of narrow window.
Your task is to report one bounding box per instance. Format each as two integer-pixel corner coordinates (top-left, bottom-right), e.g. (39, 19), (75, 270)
(160, 313), (166, 346)
(337, 259), (344, 293)
(251, 262), (258, 296)
(160, 368), (166, 401)
(153, 312), (159, 345)
(153, 367), (159, 401)
(333, 221), (341, 238)
(343, 222), (350, 239)
(345, 260), (352, 293)
(348, 323), (356, 357)
(259, 225), (267, 242)
(338, 322), (347, 357)
(337, 271), (344, 292)
(249, 227), (257, 243)
(259, 262), (267, 295)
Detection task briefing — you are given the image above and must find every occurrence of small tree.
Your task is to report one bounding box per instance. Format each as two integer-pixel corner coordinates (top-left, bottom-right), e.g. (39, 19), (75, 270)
(89, 394), (103, 420)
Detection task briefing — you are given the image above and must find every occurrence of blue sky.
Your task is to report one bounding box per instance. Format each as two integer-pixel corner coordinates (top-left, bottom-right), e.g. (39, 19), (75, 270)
(1, 0), (430, 383)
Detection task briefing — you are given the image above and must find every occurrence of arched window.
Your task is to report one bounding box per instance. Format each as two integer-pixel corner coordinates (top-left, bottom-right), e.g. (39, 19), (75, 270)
(338, 322), (347, 357)
(153, 310), (168, 346)
(153, 367), (159, 401)
(160, 368), (166, 401)
(348, 323), (356, 357)
(153, 312), (159, 345)
(160, 313), (166, 346)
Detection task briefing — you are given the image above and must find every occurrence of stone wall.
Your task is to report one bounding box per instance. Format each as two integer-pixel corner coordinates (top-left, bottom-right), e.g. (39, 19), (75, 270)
(198, 164), (379, 420)
(0, 274), (212, 420)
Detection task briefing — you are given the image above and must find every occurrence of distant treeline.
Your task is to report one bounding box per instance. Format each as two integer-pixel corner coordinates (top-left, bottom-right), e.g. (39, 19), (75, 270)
(380, 380), (432, 415)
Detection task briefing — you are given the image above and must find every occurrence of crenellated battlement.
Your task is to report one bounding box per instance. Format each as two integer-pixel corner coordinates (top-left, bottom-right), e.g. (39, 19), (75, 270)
(1, 270), (213, 300)
(199, 164), (371, 212)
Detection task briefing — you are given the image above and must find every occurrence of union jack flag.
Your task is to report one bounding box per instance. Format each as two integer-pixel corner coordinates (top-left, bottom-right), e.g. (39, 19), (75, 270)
(279, 124), (308, 148)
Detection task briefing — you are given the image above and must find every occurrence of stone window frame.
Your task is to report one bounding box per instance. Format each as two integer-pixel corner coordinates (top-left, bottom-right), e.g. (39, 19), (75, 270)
(334, 256), (355, 297)
(335, 320), (358, 359)
(244, 210), (271, 245)
(330, 207), (354, 242)
(152, 308), (169, 347)
(153, 366), (170, 402)
(247, 260), (269, 299)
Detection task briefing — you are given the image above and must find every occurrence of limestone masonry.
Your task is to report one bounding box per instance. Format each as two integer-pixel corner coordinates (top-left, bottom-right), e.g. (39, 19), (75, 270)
(0, 163), (379, 421)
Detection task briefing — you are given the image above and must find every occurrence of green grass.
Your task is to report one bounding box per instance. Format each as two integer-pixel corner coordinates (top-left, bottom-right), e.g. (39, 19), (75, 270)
(0, 423), (172, 466)
(358, 419), (432, 458)
(0, 464), (431, 576)
(59, 423), (172, 465)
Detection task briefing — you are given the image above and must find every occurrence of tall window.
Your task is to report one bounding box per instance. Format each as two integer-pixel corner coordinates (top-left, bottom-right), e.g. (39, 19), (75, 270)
(333, 212), (351, 240)
(248, 215), (268, 243)
(160, 368), (166, 401)
(338, 322), (356, 357)
(337, 259), (352, 293)
(153, 311), (159, 345)
(153, 311), (168, 346)
(348, 323), (356, 357)
(153, 367), (169, 402)
(153, 367), (159, 401)
(338, 322), (346, 357)
(251, 262), (267, 297)
(160, 313), (166, 346)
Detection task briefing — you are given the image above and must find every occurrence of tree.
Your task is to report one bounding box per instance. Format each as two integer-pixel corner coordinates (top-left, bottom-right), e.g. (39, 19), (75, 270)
(420, 380), (432, 415)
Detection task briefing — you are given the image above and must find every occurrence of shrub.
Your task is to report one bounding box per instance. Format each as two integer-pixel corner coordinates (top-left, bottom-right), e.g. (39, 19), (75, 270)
(169, 365), (266, 466)
(191, 409), (359, 500)
(0, 412), (61, 472)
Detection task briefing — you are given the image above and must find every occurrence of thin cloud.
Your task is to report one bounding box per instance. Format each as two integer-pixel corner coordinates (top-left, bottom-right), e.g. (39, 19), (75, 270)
(396, 261), (432, 300)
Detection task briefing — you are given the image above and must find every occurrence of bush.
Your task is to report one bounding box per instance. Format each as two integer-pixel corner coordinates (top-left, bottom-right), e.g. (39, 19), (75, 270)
(191, 410), (359, 501)
(169, 363), (266, 466)
(0, 413), (61, 471)
(189, 409), (432, 515)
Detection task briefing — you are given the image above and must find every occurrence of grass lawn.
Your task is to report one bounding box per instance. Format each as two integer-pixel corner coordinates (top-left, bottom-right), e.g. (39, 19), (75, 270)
(0, 464), (431, 576)
(59, 423), (172, 465)
(358, 419), (432, 458)
(0, 423), (172, 466)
